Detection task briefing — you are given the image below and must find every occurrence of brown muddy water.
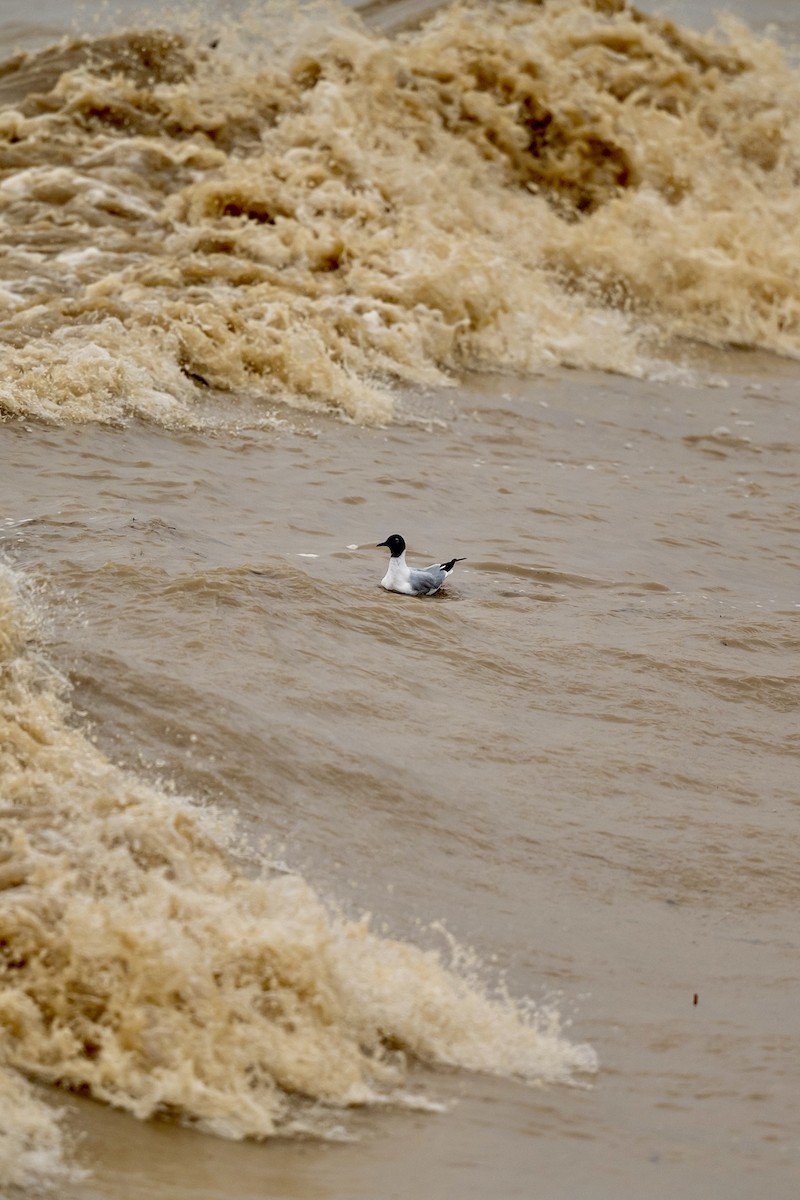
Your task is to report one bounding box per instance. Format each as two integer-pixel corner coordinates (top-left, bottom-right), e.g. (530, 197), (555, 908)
(0, 1), (799, 1198)
(3, 362), (799, 1199)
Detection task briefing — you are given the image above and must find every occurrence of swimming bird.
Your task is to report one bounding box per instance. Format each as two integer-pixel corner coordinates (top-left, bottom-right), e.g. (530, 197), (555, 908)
(377, 534), (465, 596)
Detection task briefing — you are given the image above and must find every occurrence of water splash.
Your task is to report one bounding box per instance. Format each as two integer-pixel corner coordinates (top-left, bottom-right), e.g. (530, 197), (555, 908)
(0, 1), (797, 426)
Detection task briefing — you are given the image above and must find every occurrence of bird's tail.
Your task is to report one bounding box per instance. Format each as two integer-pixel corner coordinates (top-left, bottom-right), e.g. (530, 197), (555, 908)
(441, 556), (466, 571)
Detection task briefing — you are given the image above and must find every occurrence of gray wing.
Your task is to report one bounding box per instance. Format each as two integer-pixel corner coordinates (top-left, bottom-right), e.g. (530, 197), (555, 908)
(407, 565), (446, 595)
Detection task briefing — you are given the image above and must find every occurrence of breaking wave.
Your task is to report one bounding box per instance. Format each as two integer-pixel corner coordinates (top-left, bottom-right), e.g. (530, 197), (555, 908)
(0, 0), (798, 425)
(0, 560), (595, 1186)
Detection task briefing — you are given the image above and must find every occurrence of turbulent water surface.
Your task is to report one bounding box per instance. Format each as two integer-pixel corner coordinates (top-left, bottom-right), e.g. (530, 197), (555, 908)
(0, 1), (799, 1197)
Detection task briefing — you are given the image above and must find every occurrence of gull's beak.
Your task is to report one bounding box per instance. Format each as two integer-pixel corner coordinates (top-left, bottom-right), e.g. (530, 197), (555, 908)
(376, 539), (389, 548)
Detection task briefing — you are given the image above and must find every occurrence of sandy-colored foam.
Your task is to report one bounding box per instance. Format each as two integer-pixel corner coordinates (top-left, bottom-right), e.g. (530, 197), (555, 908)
(0, 1), (798, 426)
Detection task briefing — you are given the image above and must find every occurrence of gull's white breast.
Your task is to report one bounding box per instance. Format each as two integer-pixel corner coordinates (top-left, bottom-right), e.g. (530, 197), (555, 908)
(381, 554), (416, 594)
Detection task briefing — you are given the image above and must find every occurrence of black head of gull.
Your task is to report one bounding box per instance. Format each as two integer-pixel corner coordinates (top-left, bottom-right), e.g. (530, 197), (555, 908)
(376, 533), (465, 597)
(376, 533), (406, 557)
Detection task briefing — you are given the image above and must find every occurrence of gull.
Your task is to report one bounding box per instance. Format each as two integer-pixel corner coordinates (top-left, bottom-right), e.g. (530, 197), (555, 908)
(377, 533), (465, 596)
